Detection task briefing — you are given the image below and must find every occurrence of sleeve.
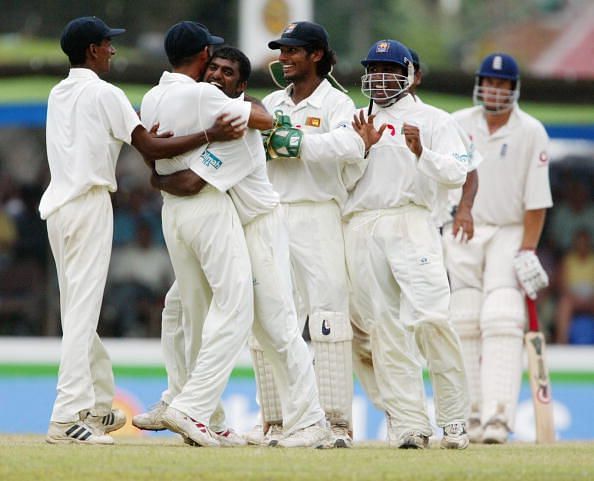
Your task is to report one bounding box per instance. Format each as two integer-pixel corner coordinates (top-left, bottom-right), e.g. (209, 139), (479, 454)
(97, 85), (142, 145)
(524, 122), (553, 210)
(453, 119), (483, 172)
(416, 114), (468, 188)
(200, 84), (251, 128)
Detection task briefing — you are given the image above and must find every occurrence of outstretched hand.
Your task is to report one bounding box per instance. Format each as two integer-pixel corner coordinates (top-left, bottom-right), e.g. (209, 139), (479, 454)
(207, 113), (246, 142)
(352, 111), (386, 153)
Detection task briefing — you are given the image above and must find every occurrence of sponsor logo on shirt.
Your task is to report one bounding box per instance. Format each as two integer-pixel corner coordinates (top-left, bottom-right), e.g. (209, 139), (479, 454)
(419, 256), (429, 265)
(305, 116), (321, 127)
(500, 143), (508, 157)
(453, 152), (470, 165)
(200, 149), (222, 169)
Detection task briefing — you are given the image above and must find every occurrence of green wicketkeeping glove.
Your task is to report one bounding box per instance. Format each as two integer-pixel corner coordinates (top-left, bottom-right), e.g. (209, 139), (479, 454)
(263, 110), (303, 160)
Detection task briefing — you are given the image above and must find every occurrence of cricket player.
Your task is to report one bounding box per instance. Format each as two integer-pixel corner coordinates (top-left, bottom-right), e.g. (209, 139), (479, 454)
(139, 21), (277, 447)
(136, 46), (331, 448)
(255, 21), (368, 448)
(344, 39), (470, 449)
(42, 16), (231, 445)
(444, 53), (552, 444)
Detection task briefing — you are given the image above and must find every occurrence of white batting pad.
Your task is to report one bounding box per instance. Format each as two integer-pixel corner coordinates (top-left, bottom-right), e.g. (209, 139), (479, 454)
(250, 344), (283, 424)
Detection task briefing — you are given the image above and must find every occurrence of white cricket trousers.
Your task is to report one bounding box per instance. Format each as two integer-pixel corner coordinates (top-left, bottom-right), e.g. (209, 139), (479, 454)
(47, 187), (115, 422)
(161, 187), (253, 424)
(246, 206), (324, 435)
(344, 205), (469, 436)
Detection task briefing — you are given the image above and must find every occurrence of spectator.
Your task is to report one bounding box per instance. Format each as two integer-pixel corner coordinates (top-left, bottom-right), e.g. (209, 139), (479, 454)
(555, 229), (594, 344)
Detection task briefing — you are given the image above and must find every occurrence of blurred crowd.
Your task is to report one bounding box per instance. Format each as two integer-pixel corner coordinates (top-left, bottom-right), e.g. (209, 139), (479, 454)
(0, 127), (593, 343)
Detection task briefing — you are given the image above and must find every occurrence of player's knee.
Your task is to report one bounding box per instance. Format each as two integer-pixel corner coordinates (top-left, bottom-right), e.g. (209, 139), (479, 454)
(450, 287), (482, 338)
(481, 287), (525, 338)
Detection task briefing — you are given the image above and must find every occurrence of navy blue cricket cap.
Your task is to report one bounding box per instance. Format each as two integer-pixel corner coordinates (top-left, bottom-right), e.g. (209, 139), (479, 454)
(268, 21), (329, 50)
(164, 21), (224, 64)
(60, 16), (125, 56)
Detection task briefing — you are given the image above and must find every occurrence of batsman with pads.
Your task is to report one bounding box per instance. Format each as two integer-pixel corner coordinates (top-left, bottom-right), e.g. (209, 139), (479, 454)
(444, 52), (553, 444)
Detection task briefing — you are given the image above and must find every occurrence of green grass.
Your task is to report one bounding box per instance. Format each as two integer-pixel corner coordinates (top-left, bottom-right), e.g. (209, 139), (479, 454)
(0, 435), (593, 481)
(1, 76), (593, 124)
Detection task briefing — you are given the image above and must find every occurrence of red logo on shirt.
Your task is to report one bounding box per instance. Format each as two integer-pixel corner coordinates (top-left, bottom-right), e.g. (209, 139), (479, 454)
(386, 124), (396, 136)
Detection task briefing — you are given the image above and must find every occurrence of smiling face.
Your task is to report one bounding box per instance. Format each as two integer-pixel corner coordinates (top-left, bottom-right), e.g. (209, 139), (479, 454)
(203, 56), (246, 98)
(277, 45), (320, 82)
(361, 61), (409, 105)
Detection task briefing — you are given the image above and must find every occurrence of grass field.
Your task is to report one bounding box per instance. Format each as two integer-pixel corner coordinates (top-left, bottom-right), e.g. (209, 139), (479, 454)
(1, 76), (594, 124)
(1, 435), (593, 481)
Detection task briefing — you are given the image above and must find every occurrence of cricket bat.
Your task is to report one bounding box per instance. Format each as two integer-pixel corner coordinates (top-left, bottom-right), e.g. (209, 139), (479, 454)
(525, 297), (555, 443)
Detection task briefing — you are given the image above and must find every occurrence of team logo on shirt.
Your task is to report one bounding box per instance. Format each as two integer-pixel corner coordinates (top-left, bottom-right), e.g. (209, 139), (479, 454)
(538, 151), (549, 166)
(200, 149), (222, 169)
(306, 116), (321, 127)
(500, 143), (508, 157)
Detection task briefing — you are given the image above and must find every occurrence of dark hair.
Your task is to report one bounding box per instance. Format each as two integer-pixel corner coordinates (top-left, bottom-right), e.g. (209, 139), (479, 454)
(304, 43), (337, 77)
(67, 46), (88, 66)
(212, 46), (252, 83)
(170, 52), (202, 68)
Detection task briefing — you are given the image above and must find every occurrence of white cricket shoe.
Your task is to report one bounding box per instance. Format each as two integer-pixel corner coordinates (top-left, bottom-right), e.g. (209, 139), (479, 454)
(132, 401), (168, 431)
(277, 424), (331, 448)
(86, 409), (126, 434)
(467, 414), (483, 443)
(213, 428), (248, 447)
(161, 406), (219, 447)
(265, 423), (284, 446)
(396, 431), (430, 449)
(46, 420), (114, 445)
(243, 424), (266, 445)
(482, 418), (510, 444)
(440, 422), (469, 449)
(330, 424), (352, 448)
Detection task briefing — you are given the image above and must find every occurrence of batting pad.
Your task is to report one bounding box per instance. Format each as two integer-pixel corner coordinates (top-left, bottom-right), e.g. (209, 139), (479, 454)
(249, 337), (282, 424)
(309, 311), (354, 426)
(450, 288), (483, 415)
(480, 288), (526, 429)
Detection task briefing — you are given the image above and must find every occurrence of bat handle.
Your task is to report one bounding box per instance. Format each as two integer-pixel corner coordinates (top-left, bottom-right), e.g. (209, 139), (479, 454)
(526, 296), (539, 332)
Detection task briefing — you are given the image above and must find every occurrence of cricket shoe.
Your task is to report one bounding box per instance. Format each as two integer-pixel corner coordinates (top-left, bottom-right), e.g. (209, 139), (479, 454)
(86, 409), (126, 434)
(482, 417), (510, 444)
(161, 406), (219, 447)
(467, 413), (483, 443)
(46, 420), (114, 445)
(187, 428), (247, 447)
(243, 423), (283, 446)
(132, 401), (168, 431)
(440, 422), (469, 449)
(277, 423), (331, 448)
(330, 424), (353, 448)
(396, 431), (430, 449)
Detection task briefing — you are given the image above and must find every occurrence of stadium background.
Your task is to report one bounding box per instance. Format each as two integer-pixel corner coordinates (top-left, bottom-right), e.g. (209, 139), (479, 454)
(0, 0), (593, 442)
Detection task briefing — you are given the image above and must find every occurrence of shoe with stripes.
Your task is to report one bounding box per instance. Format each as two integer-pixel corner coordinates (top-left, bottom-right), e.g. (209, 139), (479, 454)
(185, 427), (247, 447)
(46, 420), (114, 445)
(86, 409), (127, 434)
(161, 406), (219, 447)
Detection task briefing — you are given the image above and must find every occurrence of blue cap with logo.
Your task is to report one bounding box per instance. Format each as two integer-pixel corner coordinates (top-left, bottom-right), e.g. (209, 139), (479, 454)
(476, 53), (520, 81)
(361, 39), (412, 69)
(60, 16), (125, 57)
(164, 21), (224, 64)
(268, 21), (329, 50)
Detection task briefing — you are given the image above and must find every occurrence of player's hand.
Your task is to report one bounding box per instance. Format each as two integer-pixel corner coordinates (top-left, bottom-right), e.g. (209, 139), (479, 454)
(148, 122), (173, 139)
(513, 250), (549, 300)
(352, 111), (386, 153)
(207, 114), (246, 142)
(452, 204), (474, 242)
(402, 123), (423, 157)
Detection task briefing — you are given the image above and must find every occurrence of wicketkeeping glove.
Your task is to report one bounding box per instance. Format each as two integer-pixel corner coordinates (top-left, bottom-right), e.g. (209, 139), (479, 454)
(263, 110), (303, 160)
(513, 250), (549, 300)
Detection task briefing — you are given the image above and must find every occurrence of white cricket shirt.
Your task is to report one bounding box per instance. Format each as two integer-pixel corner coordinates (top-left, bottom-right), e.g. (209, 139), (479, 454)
(140, 72), (254, 194)
(452, 105), (553, 226)
(343, 94), (468, 217)
(262, 79), (364, 207)
(39, 68), (142, 219)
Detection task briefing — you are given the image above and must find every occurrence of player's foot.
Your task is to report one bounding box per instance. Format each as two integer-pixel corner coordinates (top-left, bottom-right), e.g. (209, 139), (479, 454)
(277, 424), (330, 448)
(330, 424), (353, 448)
(467, 413), (483, 443)
(482, 417), (510, 444)
(86, 409), (126, 434)
(161, 406), (219, 447)
(265, 423), (284, 446)
(132, 401), (168, 431)
(440, 422), (469, 449)
(396, 431), (430, 449)
(243, 424), (266, 445)
(46, 420), (114, 445)
(213, 428), (248, 447)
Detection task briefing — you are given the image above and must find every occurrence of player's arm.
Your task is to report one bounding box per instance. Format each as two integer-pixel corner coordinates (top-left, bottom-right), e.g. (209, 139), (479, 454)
(520, 208), (547, 250)
(150, 168), (207, 197)
(452, 169), (478, 241)
(247, 102), (274, 131)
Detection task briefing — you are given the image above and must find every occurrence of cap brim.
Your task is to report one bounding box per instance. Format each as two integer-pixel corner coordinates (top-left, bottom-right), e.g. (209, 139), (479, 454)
(208, 35), (225, 45)
(106, 28), (126, 38)
(268, 38), (309, 49)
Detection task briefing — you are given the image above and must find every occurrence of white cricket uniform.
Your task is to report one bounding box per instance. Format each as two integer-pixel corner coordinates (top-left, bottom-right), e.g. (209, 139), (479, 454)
(41, 68), (141, 422)
(262, 79), (365, 427)
(158, 126), (325, 436)
(444, 104), (552, 429)
(343, 94), (469, 437)
(141, 72), (255, 425)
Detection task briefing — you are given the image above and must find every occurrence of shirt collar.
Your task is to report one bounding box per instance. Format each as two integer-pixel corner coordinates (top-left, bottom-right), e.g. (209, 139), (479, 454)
(159, 71), (197, 85)
(278, 78), (332, 109)
(68, 68), (100, 80)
